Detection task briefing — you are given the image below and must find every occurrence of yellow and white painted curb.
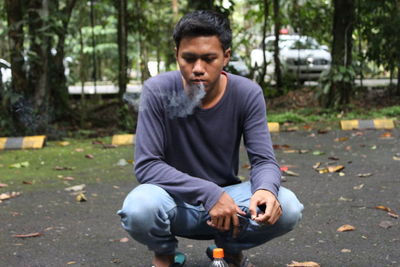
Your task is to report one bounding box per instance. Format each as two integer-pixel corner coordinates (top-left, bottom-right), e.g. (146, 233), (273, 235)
(340, 119), (395, 130)
(111, 134), (136, 146)
(0, 135), (46, 150)
(268, 122), (280, 132)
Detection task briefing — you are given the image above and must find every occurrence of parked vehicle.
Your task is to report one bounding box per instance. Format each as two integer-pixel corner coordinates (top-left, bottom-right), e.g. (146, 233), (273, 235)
(250, 34), (331, 83)
(225, 54), (250, 77)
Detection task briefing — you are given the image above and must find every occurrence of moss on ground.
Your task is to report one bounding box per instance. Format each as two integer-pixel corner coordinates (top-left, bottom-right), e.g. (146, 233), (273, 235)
(0, 137), (134, 193)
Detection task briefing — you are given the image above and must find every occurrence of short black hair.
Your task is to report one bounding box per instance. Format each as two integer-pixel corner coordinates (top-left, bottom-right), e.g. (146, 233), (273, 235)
(173, 10), (232, 51)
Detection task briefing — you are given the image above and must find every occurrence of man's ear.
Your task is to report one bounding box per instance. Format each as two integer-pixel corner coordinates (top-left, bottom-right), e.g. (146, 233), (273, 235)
(223, 48), (231, 67)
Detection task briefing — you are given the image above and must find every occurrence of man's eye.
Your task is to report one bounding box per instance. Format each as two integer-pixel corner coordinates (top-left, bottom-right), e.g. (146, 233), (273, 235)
(183, 57), (196, 63)
(203, 57), (215, 63)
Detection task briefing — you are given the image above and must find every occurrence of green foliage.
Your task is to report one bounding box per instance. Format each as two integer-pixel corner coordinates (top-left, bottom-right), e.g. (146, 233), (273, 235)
(267, 112), (307, 123)
(317, 64), (357, 109)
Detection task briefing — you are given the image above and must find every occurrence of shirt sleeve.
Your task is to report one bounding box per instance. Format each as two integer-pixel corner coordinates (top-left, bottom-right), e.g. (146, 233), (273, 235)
(243, 87), (281, 198)
(134, 84), (224, 211)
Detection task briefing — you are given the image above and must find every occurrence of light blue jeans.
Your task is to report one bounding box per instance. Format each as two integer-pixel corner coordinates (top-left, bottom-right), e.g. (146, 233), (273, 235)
(117, 181), (303, 255)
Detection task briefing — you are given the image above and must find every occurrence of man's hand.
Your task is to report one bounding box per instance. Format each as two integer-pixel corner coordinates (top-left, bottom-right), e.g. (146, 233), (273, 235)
(207, 192), (246, 237)
(249, 189), (281, 225)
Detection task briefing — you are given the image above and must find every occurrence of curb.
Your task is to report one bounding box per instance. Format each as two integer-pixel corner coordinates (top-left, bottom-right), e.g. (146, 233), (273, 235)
(0, 135), (46, 150)
(340, 119), (395, 130)
(111, 134), (135, 146)
(268, 122), (280, 132)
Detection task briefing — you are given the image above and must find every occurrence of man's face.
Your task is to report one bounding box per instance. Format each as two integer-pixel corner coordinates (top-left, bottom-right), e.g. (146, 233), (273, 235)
(176, 35), (230, 94)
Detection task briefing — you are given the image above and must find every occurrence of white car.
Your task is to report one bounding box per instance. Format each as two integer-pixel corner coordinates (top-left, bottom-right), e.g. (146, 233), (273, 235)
(251, 35), (331, 82)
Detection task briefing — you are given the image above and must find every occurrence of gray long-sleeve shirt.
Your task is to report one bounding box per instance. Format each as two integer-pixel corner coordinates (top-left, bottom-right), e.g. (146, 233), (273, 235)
(134, 71), (281, 211)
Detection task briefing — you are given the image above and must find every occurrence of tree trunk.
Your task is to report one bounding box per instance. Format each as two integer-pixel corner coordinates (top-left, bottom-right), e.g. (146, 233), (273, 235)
(330, 0), (355, 108)
(5, 0), (27, 96)
(397, 64), (400, 96)
(5, 0), (29, 135)
(116, 0), (128, 99)
(48, 0), (78, 121)
(258, 0), (269, 91)
(273, 0), (282, 92)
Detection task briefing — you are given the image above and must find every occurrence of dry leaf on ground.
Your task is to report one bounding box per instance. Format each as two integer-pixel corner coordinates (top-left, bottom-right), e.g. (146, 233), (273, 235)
(357, 173), (372, 177)
(283, 170), (300, 176)
(353, 184), (364, 190)
(287, 261), (320, 267)
(0, 183), (8, 188)
(54, 166), (75, 171)
(65, 184), (86, 192)
(334, 137), (349, 142)
(13, 232), (41, 238)
(327, 165), (345, 173)
(375, 205), (392, 212)
(85, 154), (94, 159)
(0, 191), (21, 202)
(58, 141), (70, 146)
(337, 224), (356, 232)
(75, 193), (87, 202)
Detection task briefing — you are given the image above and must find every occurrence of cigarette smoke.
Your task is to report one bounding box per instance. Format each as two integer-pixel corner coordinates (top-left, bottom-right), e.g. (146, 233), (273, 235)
(124, 82), (206, 119)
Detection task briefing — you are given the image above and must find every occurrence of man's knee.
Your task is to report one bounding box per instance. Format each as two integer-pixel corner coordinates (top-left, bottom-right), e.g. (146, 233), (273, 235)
(278, 187), (304, 230)
(117, 184), (173, 234)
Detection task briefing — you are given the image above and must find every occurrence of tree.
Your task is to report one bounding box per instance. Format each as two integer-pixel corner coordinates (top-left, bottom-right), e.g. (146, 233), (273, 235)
(115, 0), (129, 99)
(320, 0), (355, 109)
(272, 0), (282, 92)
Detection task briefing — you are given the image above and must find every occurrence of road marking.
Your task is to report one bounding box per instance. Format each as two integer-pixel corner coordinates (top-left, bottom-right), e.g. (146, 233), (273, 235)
(111, 134), (136, 146)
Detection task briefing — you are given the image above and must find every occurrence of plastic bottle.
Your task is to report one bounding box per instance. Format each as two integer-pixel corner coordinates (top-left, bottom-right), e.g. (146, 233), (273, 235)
(209, 248), (229, 267)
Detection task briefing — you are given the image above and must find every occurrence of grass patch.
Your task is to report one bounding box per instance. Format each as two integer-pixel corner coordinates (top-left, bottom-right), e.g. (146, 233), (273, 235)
(0, 137), (134, 193)
(268, 105), (400, 126)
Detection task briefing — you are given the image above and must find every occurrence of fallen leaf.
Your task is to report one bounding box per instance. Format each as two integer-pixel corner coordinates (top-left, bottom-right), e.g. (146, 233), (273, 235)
(312, 162), (321, 169)
(61, 176), (76, 181)
(273, 144), (291, 149)
(74, 148), (84, 152)
(339, 172), (346, 176)
(283, 170), (300, 176)
(9, 161), (30, 168)
(374, 206), (392, 212)
(327, 165), (345, 173)
(371, 145), (377, 150)
(388, 212), (399, 219)
(286, 127), (299, 132)
(338, 196), (353, 202)
(0, 192), (21, 201)
(393, 156), (400, 161)
(352, 131), (364, 136)
(353, 184), (364, 190)
(58, 141), (70, 146)
(317, 129), (329, 134)
(357, 173), (372, 177)
(337, 224), (356, 232)
(66, 261), (77, 265)
(22, 181), (33, 185)
(318, 168), (329, 174)
(280, 166), (289, 172)
(92, 140), (104, 145)
(299, 149), (309, 154)
(0, 183), (8, 188)
(328, 156), (339, 161)
(312, 150), (325, 156)
(65, 184), (86, 192)
(76, 193), (87, 202)
(119, 237), (129, 243)
(287, 261), (320, 267)
(345, 145), (352, 151)
(334, 137), (349, 142)
(341, 249), (351, 253)
(85, 154), (94, 159)
(13, 232), (41, 238)
(379, 132), (393, 139)
(283, 150), (298, 154)
(379, 220), (394, 229)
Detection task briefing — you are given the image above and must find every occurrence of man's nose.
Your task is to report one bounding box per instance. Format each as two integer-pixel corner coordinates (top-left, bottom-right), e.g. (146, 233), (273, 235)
(193, 59), (205, 75)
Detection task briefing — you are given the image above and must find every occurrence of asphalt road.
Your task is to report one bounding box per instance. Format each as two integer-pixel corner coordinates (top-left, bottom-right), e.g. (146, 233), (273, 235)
(1, 128), (399, 267)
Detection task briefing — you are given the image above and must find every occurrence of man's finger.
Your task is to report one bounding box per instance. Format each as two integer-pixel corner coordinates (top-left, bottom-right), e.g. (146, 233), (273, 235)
(249, 198), (259, 220)
(223, 216), (231, 231)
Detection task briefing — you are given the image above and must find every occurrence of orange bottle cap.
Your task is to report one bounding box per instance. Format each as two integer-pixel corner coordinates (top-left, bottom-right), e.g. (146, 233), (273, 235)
(213, 248), (224, 259)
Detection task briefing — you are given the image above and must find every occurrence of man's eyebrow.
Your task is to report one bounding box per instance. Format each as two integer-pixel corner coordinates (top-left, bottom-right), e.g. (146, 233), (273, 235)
(181, 52), (218, 57)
